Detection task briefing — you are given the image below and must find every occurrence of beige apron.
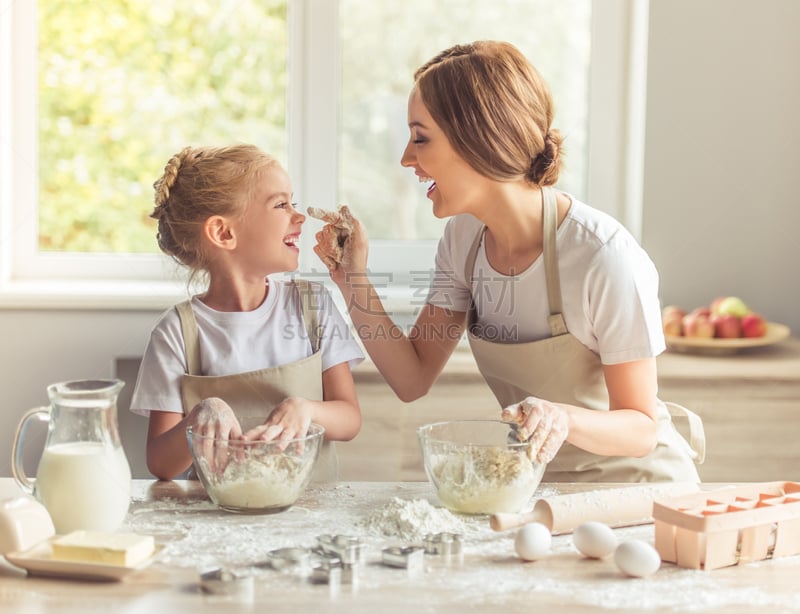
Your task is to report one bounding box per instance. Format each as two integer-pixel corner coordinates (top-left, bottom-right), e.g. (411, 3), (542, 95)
(466, 188), (704, 482)
(176, 279), (337, 482)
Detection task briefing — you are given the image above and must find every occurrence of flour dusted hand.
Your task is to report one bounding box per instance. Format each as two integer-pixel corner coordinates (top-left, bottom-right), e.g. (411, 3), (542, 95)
(188, 397), (243, 472)
(307, 205), (355, 265)
(188, 397), (242, 439)
(310, 205), (368, 283)
(242, 396), (313, 450)
(501, 396), (568, 464)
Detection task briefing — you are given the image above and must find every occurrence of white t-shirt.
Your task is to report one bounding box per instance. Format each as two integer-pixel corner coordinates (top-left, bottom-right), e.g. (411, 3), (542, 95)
(425, 196), (666, 365)
(130, 278), (364, 416)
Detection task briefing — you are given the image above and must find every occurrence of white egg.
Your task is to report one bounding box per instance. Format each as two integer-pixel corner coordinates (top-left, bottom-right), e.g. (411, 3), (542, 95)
(573, 521), (618, 558)
(514, 522), (552, 561)
(614, 540), (661, 577)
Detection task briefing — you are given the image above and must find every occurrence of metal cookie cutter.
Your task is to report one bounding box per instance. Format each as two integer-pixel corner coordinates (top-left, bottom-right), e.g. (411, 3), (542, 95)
(263, 546), (313, 574)
(309, 547), (360, 587)
(199, 567), (254, 600)
(423, 532), (463, 556)
(381, 546), (425, 570)
(309, 553), (345, 585)
(316, 534), (364, 565)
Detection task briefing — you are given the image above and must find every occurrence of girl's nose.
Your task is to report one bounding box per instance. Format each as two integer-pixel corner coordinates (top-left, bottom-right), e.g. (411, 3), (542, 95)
(290, 204), (305, 224)
(400, 141), (416, 168)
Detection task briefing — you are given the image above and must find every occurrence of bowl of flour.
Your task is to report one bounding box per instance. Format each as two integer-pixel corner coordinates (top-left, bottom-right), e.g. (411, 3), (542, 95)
(417, 420), (544, 515)
(187, 423), (324, 514)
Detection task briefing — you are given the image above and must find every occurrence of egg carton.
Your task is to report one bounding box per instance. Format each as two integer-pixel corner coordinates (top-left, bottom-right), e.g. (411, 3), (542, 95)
(653, 481), (800, 570)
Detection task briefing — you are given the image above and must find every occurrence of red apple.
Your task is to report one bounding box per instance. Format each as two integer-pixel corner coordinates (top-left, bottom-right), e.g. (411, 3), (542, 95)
(661, 305), (686, 336)
(662, 305), (686, 320)
(711, 313), (742, 338)
(662, 312), (684, 337)
(683, 312), (714, 338)
(689, 306), (711, 318)
(741, 313), (768, 338)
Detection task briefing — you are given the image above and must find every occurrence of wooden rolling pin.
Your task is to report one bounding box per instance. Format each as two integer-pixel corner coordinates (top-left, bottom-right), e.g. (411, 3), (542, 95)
(489, 482), (699, 534)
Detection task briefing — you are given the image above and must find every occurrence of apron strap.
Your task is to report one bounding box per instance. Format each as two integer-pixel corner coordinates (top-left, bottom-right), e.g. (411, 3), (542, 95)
(664, 402), (707, 464)
(175, 300), (201, 375)
(293, 279), (323, 353)
(464, 187), (568, 338)
(175, 279), (323, 377)
(464, 227), (485, 332)
(542, 187), (568, 337)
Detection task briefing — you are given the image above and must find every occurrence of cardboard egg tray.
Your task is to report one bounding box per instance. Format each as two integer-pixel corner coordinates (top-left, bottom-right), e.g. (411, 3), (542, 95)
(652, 481), (800, 570)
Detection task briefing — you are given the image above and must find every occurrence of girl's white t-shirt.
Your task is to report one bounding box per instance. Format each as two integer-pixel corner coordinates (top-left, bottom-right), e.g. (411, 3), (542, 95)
(130, 278), (364, 416)
(425, 197), (666, 365)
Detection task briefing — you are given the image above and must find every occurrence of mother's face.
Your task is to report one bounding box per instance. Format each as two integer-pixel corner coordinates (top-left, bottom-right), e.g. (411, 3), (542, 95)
(400, 88), (485, 218)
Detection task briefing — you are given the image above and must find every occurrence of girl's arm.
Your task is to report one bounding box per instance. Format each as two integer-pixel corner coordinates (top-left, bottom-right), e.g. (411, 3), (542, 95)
(145, 411), (193, 480)
(145, 398), (241, 480)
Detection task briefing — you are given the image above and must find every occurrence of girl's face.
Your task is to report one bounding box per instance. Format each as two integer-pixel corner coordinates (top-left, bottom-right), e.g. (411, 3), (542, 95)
(233, 163), (305, 276)
(400, 87), (486, 218)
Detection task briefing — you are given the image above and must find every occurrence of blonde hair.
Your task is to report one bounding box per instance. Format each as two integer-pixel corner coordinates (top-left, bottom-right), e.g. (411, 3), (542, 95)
(151, 144), (278, 277)
(414, 41), (563, 186)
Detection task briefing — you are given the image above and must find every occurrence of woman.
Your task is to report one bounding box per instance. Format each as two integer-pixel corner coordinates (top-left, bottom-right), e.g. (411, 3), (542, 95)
(313, 41), (703, 482)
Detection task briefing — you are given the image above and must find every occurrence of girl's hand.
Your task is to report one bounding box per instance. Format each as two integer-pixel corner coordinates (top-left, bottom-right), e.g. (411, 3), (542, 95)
(187, 397), (242, 439)
(243, 397), (314, 447)
(501, 396), (568, 464)
(186, 397), (242, 472)
(309, 205), (369, 285)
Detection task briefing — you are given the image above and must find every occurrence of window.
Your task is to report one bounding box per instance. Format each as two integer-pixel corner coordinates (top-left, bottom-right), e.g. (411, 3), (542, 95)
(0, 0), (646, 309)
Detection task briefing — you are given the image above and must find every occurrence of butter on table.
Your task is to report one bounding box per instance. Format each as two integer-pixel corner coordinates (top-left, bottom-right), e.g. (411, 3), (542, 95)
(50, 530), (155, 567)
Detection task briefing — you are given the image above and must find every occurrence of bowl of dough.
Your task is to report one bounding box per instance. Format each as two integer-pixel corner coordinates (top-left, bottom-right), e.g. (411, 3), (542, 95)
(187, 423), (324, 514)
(417, 420), (545, 515)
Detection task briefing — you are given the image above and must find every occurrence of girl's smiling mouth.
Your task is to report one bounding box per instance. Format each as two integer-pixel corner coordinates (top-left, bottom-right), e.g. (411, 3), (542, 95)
(283, 233), (300, 249)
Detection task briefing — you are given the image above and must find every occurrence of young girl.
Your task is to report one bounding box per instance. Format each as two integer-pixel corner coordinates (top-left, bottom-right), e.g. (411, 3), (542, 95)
(130, 144), (363, 481)
(314, 41), (703, 483)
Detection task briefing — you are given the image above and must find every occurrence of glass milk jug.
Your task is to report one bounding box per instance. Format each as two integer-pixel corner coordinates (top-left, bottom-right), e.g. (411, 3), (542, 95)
(12, 379), (132, 534)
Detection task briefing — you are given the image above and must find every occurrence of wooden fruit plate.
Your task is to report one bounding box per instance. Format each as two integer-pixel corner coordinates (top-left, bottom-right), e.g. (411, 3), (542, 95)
(665, 322), (791, 356)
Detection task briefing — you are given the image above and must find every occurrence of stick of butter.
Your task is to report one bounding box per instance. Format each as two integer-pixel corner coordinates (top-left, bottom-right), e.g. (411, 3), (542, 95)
(50, 530), (155, 567)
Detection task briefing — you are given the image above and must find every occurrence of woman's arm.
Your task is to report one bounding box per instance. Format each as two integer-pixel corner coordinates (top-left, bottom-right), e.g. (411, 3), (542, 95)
(338, 273), (466, 401)
(509, 357), (660, 462)
(314, 207), (465, 401)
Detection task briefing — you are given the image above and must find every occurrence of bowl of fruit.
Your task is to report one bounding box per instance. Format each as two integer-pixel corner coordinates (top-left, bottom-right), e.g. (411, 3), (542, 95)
(662, 296), (790, 355)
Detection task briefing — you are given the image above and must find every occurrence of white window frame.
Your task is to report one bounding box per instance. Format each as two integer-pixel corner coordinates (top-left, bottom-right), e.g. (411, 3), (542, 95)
(0, 0), (648, 310)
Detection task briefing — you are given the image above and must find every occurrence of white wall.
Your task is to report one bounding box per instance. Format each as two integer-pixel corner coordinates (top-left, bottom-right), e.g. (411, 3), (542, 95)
(1, 311), (160, 479)
(642, 0), (800, 325)
(2, 0), (799, 478)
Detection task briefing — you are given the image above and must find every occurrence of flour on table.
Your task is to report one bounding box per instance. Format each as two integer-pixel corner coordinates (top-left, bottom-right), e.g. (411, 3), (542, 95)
(360, 497), (466, 541)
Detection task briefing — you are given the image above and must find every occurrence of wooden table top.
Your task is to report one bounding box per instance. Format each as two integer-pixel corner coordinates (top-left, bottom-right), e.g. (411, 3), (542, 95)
(1, 479), (798, 613)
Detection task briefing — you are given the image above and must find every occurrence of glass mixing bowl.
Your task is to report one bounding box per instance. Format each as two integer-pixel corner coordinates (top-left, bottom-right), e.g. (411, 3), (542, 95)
(187, 423), (324, 514)
(417, 420), (545, 515)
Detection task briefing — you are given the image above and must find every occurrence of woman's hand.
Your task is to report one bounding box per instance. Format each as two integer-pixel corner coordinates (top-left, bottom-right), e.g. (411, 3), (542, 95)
(309, 205), (369, 285)
(242, 397), (313, 447)
(501, 396), (569, 464)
